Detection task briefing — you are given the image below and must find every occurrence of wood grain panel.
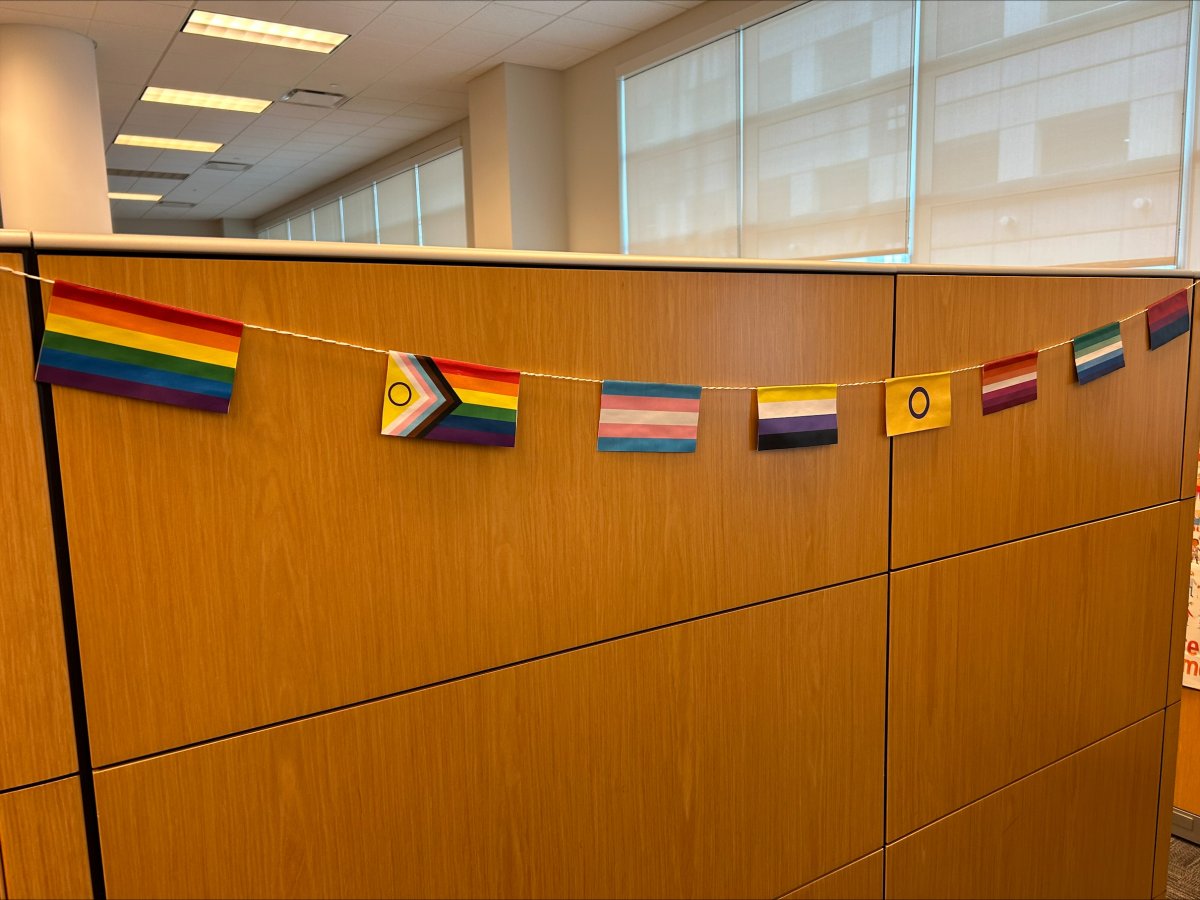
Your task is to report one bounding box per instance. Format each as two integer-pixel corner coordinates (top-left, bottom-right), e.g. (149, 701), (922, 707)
(888, 505), (1177, 840)
(779, 852), (883, 900)
(1177, 689), (1200, 814)
(36, 256), (893, 765)
(0, 777), (91, 899)
(885, 713), (1163, 900)
(1155, 702), (1180, 899)
(893, 275), (1192, 567)
(1168, 498), (1193, 706)
(1180, 289), (1200, 499)
(0, 252), (76, 790)
(94, 577), (886, 900)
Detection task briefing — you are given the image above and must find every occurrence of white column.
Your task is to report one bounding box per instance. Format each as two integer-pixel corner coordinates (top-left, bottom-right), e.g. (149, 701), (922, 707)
(0, 25), (112, 233)
(467, 63), (566, 251)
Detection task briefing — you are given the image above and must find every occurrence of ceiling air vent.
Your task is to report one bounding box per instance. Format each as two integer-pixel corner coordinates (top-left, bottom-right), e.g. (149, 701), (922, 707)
(279, 88), (346, 109)
(202, 161), (253, 173)
(106, 168), (189, 181)
(157, 201), (196, 209)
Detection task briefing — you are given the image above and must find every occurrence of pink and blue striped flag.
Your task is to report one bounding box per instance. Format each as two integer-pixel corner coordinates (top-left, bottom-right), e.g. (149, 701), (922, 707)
(597, 380), (700, 453)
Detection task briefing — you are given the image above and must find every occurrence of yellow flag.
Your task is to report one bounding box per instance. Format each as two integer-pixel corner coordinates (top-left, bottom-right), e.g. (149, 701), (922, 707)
(885, 372), (952, 436)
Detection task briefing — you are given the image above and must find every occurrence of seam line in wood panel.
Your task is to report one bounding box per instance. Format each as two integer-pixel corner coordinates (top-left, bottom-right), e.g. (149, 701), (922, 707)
(1150, 707), (1173, 899)
(1178, 286), (1197, 501)
(0, 827), (8, 900)
(0, 773), (79, 799)
(883, 274), (896, 895)
(23, 252), (107, 900)
(93, 569), (890, 772)
(890, 498), (1180, 574)
(772, 848), (882, 899)
(884, 706), (1166, 846)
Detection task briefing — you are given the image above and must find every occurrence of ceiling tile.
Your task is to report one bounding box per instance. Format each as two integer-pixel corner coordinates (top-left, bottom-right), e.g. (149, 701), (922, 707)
(339, 96), (407, 115)
(0, 0), (95, 18)
(376, 1), (485, 26)
(491, 37), (593, 69)
(495, 0), (584, 14)
(567, 0), (683, 31)
(323, 109), (386, 126)
(415, 89), (468, 110)
(362, 13), (453, 45)
(429, 26), (520, 57)
(463, 2), (557, 37)
(532, 15), (636, 50)
(92, 0), (187, 28)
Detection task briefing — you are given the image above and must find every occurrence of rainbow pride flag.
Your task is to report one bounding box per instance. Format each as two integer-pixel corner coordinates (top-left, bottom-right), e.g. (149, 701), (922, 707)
(35, 281), (242, 413)
(1072, 322), (1124, 385)
(756, 384), (837, 450)
(597, 380), (700, 452)
(1147, 290), (1190, 350)
(980, 351), (1037, 415)
(382, 352), (520, 447)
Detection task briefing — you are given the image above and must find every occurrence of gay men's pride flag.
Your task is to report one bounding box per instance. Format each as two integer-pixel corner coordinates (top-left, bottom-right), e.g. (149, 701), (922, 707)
(1072, 322), (1124, 385)
(35, 281), (242, 413)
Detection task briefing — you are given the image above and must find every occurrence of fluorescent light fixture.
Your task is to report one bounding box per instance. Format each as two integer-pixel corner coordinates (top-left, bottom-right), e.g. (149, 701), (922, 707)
(108, 192), (163, 202)
(183, 10), (348, 53)
(141, 86), (271, 114)
(115, 134), (223, 153)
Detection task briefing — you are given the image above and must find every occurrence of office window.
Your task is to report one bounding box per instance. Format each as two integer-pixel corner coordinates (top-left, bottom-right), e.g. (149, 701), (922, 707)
(341, 186), (377, 244)
(258, 148), (467, 248)
(377, 169), (419, 245)
(622, 0), (1195, 267)
(919, 0), (1189, 267)
(624, 35), (739, 257)
(743, 0), (913, 259)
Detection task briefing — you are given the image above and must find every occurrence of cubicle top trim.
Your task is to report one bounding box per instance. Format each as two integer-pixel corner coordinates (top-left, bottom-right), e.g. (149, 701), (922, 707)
(25, 231), (1200, 279)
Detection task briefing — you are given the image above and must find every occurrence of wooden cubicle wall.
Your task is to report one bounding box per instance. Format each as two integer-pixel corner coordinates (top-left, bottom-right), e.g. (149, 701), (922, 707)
(0, 248), (91, 899)
(8, 251), (1196, 898)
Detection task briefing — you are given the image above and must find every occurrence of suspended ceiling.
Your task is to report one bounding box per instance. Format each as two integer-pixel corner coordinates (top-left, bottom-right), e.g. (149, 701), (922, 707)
(0, 0), (700, 222)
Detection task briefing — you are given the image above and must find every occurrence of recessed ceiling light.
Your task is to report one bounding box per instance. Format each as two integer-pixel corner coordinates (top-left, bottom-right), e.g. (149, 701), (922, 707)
(141, 86), (271, 114)
(183, 10), (349, 54)
(108, 192), (163, 202)
(115, 134), (223, 153)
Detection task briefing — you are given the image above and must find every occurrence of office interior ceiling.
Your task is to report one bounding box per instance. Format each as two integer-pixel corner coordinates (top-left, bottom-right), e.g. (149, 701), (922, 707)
(0, 0), (700, 222)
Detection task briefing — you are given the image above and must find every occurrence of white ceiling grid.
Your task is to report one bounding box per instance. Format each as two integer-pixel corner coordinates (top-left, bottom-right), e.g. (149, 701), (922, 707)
(0, 0), (700, 222)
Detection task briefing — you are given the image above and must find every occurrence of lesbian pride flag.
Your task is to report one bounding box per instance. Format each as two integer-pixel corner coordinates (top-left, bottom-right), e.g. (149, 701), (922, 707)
(980, 351), (1037, 415)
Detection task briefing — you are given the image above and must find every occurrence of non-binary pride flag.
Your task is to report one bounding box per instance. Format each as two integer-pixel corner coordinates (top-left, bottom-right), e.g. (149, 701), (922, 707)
(1146, 290), (1190, 350)
(35, 281), (242, 413)
(756, 384), (837, 450)
(980, 351), (1038, 416)
(382, 352), (519, 447)
(598, 380), (700, 452)
(885, 371), (951, 437)
(1072, 322), (1124, 385)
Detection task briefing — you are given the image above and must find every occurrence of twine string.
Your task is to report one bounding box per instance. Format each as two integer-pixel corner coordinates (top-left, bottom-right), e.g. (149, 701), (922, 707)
(3, 264), (1195, 392)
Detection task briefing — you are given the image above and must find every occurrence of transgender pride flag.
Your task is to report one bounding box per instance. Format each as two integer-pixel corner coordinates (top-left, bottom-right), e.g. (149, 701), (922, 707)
(597, 380), (700, 453)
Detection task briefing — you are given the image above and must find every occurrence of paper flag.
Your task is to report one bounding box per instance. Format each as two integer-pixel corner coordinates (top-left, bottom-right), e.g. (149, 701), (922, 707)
(756, 384), (837, 451)
(382, 352), (520, 447)
(980, 351), (1037, 416)
(885, 372), (951, 436)
(598, 380), (700, 452)
(1147, 290), (1190, 350)
(34, 280), (242, 413)
(1073, 322), (1124, 385)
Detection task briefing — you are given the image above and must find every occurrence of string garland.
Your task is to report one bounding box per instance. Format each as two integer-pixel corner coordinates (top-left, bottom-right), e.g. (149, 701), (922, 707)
(2, 263), (1196, 391)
